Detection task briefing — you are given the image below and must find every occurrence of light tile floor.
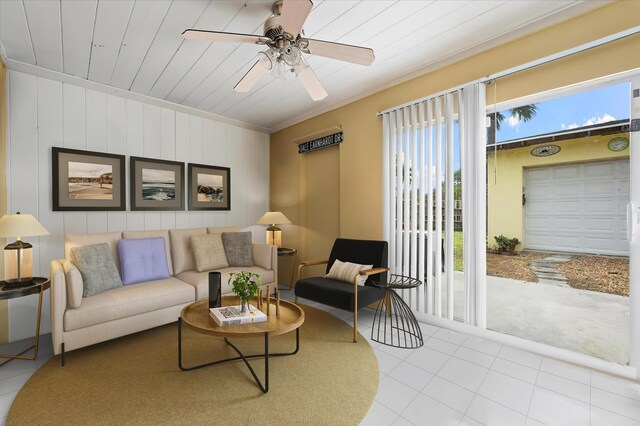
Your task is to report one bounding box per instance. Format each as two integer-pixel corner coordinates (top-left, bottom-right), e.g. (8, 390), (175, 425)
(1, 291), (639, 426)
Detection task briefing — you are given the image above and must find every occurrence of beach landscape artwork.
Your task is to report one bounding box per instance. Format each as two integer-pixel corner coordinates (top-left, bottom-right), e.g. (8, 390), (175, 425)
(197, 173), (223, 202)
(142, 168), (176, 201)
(68, 161), (113, 200)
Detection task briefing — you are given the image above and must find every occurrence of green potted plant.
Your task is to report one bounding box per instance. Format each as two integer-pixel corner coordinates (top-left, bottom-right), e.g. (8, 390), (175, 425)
(229, 271), (261, 313)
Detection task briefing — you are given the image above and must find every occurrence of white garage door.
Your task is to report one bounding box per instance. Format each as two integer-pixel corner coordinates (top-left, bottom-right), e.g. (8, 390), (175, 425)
(524, 159), (629, 256)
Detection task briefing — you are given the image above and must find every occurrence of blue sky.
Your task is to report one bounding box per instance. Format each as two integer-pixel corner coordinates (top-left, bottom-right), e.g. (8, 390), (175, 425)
(495, 82), (630, 143)
(416, 82), (630, 173)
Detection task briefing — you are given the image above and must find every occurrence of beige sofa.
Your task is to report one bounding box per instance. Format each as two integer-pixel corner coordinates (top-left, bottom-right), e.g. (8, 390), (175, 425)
(49, 226), (277, 359)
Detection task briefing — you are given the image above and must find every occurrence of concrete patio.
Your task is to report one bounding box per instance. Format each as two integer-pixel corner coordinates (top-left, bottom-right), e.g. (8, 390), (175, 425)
(447, 272), (629, 364)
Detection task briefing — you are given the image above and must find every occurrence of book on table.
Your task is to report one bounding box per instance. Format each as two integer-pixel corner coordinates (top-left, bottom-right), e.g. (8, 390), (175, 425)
(209, 304), (267, 327)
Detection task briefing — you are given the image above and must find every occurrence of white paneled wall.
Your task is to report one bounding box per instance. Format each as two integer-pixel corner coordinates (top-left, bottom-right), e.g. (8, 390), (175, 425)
(5, 70), (270, 341)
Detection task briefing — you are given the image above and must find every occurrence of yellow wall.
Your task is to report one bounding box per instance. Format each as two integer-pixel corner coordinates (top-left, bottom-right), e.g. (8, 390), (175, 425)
(270, 2), (640, 264)
(488, 133), (630, 249)
(0, 57), (7, 343)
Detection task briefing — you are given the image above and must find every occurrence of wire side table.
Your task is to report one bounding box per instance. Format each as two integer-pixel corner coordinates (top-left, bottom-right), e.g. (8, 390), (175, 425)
(371, 274), (424, 349)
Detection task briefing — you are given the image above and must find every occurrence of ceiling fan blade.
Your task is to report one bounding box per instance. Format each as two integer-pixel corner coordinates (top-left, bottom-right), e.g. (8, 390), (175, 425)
(183, 29), (266, 45)
(296, 64), (327, 101)
(234, 60), (269, 93)
(305, 38), (375, 66)
(279, 0), (313, 37)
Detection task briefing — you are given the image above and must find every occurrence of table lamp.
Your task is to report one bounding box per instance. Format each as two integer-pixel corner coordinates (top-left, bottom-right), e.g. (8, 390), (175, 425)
(257, 211), (291, 248)
(0, 212), (50, 287)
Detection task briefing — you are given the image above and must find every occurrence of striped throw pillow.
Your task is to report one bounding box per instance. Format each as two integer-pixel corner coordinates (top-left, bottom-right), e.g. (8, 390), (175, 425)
(325, 259), (373, 286)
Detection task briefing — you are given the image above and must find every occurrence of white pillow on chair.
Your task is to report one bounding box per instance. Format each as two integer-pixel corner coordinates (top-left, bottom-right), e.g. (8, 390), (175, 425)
(325, 259), (373, 286)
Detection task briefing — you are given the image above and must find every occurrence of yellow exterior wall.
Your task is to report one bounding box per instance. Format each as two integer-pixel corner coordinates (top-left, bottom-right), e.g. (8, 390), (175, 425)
(270, 2), (640, 264)
(488, 133), (630, 250)
(0, 57), (7, 343)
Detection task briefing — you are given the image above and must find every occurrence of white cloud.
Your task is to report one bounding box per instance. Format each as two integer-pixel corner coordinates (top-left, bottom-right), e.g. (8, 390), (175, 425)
(507, 115), (520, 128)
(583, 113), (616, 126)
(561, 113), (616, 130)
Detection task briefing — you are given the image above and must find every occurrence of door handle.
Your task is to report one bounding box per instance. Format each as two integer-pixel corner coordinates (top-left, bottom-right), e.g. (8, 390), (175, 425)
(628, 203), (640, 243)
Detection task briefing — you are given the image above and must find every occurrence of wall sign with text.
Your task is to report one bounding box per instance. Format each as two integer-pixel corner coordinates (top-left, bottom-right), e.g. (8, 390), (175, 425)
(298, 132), (343, 154)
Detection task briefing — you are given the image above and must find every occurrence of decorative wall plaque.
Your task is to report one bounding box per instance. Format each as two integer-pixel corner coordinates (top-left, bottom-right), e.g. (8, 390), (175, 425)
(530, 144), (560, 157)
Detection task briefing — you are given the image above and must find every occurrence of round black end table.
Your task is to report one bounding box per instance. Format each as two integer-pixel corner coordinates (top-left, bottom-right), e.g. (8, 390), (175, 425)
(277, 247), (298, 289)
(371, 274), (424, 349)
(0, 277), (50, 367)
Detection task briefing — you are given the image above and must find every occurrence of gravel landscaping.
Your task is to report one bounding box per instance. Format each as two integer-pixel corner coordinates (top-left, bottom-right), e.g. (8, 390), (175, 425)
(487, 250), (630, 297)
(486, 251), (546, 282)
(556, 255), (629, 296)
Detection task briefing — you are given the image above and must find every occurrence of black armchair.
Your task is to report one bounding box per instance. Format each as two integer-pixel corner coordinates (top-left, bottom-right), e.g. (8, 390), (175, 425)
(294, 238), (389, 342)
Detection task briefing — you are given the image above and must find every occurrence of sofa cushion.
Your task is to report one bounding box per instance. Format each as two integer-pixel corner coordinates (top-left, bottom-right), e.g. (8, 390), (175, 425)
(65, 231), (122, 272)
(70, 243), (123, 297)
(118, 237), (170, 285)
(221, 232), (253, 267)
(168, 228), (207, 275)
(252, 244), (272, 270)
(191, 233), (228, 272)
(177, 266), (275, 300)
(122, 230), (173, 275)
(62, 259), (83, 309)
(207, 226), (239, 234)
(63, 277), (195, 331)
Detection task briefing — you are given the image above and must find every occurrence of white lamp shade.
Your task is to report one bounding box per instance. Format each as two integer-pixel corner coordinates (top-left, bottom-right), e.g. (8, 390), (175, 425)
(257, 211), (291, 226)
(0, 213), (50, 239)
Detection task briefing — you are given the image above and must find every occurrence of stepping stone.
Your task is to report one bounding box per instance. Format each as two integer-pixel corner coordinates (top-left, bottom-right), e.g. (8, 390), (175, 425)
(545, 255), (572, 262)
(531, 255), (571, 286)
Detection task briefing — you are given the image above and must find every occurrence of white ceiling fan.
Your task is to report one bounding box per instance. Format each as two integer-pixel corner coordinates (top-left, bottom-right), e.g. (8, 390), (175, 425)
(183, 0), (375, 101)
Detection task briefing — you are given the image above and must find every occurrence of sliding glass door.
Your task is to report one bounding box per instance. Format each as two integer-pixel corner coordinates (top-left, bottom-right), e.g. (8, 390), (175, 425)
(485, 76), (637, 365)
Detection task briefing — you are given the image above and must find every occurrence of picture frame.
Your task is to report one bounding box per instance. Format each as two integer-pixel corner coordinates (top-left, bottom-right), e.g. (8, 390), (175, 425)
(52, 147), (126, 211)
(130, 157), (185, 211)
(187, 163), (231, 211)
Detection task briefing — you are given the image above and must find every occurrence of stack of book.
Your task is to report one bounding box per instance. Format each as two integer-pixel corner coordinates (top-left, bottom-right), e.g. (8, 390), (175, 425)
(209, 305), (267, 327)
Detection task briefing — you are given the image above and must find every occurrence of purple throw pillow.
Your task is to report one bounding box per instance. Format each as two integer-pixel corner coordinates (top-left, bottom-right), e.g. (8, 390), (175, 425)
(117, 237), (170, 285)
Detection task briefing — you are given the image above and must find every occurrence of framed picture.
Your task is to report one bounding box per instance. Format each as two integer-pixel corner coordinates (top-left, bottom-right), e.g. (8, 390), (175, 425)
(52, 147), (126, 211)
(187, 163), (231, 211)
(130, 157), (185, 211)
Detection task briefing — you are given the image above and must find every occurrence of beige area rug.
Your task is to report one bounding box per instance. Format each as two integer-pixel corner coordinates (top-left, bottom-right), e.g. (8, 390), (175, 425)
(8, 305), (378, 426)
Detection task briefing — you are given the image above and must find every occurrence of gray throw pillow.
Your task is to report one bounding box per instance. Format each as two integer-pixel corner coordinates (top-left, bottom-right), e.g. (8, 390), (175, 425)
(221, 232), (253, 267)
(70, 243), (123, 297)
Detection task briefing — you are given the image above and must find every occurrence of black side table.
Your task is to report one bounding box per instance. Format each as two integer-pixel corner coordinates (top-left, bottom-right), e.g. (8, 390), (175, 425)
(0, 277), (50, 367)
(277, 247), (298, 289)
(371, 274), (424, 349)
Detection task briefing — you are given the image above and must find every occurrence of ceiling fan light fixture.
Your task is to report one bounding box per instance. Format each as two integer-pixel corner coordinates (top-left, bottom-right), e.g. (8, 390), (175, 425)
(282, 45), (301, 66)
(257, 50), (276, 70)
(271, 60), (287, 79)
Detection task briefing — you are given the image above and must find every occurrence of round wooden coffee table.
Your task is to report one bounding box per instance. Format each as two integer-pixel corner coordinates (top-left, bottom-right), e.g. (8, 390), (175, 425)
(178, 296), (305, 393)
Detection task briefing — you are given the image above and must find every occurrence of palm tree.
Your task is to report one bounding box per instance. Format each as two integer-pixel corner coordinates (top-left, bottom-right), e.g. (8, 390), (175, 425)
(487, 105), (538, 145)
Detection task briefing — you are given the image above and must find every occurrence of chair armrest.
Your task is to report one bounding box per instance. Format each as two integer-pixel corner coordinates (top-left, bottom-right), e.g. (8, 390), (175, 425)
(359, 267), (389, 276)
(300, 259), (329, 267)
(296, 260), (329, 282)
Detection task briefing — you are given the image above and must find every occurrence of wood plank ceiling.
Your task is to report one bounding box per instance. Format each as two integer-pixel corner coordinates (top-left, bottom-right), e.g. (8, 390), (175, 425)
(0, 0), (605, 131)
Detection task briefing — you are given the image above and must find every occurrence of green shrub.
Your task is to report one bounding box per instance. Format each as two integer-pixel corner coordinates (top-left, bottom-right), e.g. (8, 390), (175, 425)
(494, 235), (519, 253)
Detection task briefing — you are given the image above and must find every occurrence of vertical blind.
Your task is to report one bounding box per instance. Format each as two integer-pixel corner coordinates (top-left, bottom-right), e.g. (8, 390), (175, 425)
(381, 83), (487, 326)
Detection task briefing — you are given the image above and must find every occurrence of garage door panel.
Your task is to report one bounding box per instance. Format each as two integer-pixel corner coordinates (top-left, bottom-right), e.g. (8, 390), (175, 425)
(526, 168), (549, 181)
(555, 218), (582, 230)
(555, 182), (581, 195)
(553, 166), (580, 179)
(584, 181), (617, 195)
(584, 218), (619, 231)
(584, 162), (615, 178)
(584, 199), (622, 214)
(524, 159), (629, 256)
(527, 185), (551, 197)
